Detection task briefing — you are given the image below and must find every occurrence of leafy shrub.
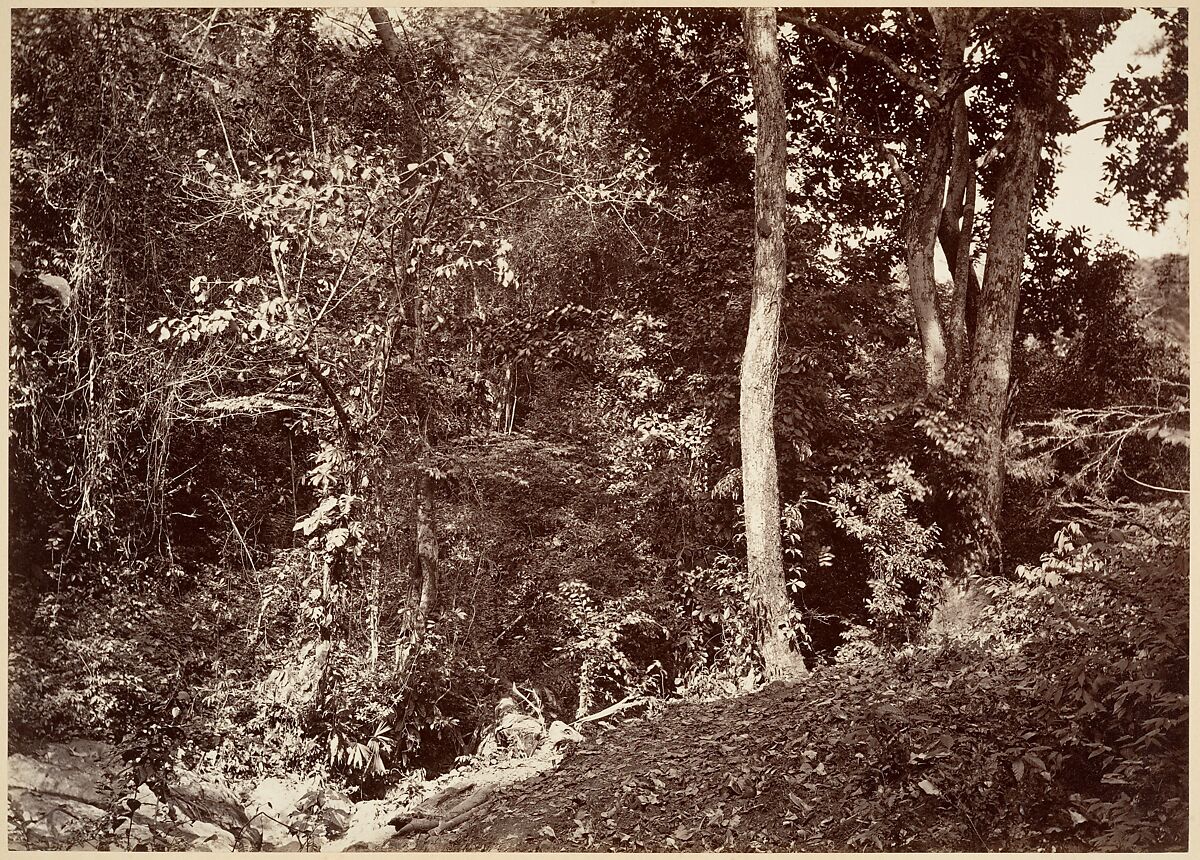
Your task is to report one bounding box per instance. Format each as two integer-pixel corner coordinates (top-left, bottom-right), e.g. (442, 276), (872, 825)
(556, 580), (670, 716)
(829, 477), (945, 644)
(676, 553), (758, 696)
(962, 499), (1187, 849)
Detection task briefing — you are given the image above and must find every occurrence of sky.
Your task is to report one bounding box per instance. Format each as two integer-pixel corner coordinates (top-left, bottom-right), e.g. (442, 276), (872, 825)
(1046, 10), (1188, 259)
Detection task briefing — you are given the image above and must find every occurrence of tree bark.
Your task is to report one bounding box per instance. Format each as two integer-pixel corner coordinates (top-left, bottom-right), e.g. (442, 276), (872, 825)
(941, 92), (977, 380)
(415, 469), (438, 628)
(740, 7), (807, 680)
(901, 107), (952, 394)
(900, 9), (980, 396)
(367, 7), (403, 59)
(295, 351), (358, 444)
(367, 7), (426, 166)
(966, 71), (1056, 527)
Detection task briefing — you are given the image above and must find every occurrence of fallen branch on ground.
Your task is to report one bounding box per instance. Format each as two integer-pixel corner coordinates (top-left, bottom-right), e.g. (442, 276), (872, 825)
(573, 695), (648, 727)
(391, 784), (499, 837)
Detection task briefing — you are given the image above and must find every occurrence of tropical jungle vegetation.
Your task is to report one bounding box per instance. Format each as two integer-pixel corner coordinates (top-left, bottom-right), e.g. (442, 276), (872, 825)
(8, 6), (1189, 851)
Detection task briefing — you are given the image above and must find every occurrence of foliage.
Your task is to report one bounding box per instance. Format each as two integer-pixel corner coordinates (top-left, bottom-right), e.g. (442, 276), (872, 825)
(556, 581), (670, 716)
(676, 553), (761, 696)
(8, 10), (1187, 829)
(1097, 8), (1188, 230)
(966, 498), (1188, 848)
(436, 500), (1186, 850)
(828, 479), (946, 644)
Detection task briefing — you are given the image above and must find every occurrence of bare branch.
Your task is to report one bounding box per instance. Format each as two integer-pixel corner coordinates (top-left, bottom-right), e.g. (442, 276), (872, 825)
(781, 10), (940, 104)
(875, 141), (915, 194)
(295, 351), (358, 442)
(1123, 469), (1189, 495)
(1067, 97), (1185, 135)
(976, 126), (1016, 170)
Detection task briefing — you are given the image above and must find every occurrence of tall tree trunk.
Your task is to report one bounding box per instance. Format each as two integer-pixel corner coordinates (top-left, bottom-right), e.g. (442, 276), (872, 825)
(902, 109), (952, 394)
(741, 7), (807, 680)
(902, 8), (982, 396)
(367, 7), (440, 672)
(966, 74), (1056, 529)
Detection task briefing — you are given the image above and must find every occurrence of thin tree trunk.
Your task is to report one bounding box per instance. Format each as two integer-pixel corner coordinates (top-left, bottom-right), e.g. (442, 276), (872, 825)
(902, 107), (952, 394)
(367, 582), (380, 666)
(966, 77), (1056, 528)
(368, 7), (426, 166)
(414, 469), (438, 629)
(741, 7), (807, 680)
(941, 92), (976, 382)
(366, 221), (414, 422)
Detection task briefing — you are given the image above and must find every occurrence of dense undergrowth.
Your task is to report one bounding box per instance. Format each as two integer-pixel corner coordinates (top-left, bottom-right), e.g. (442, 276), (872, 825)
(426, 498), (1187, 852)
(10, 491), (1187, 851)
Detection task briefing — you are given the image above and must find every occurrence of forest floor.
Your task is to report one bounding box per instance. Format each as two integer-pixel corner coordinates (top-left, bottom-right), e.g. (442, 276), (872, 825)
(10, 529), (1186, 852)
(404, 643), (1166, 853)
(8, 632), (1185, 852)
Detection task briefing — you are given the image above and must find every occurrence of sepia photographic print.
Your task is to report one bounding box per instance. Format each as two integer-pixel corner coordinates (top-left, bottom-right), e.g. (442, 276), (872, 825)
(8, 6), (1188, 851)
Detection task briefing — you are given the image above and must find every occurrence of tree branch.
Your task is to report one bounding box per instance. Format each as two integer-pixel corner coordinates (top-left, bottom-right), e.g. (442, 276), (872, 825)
(295, 351), (357, 442)
(875, 141), (915, 194)
(976, 126), (1016, 170)
(826, 128), (907, 143)
(1122, 469), (1189, 495)
(781, 11), (939, 104)
(1067, 97), (1185, 135)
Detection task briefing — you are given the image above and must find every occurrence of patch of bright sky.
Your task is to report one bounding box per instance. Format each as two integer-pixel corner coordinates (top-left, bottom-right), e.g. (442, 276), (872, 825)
(1045, 9), (1188, 260)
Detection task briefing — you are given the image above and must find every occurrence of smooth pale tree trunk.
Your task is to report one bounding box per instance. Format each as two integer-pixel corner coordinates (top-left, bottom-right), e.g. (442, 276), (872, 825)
(904, 9), (984, 395)
(740, 8), (807, 680)
(901, 109), (952, 393)
(966, 72), (1057, 531)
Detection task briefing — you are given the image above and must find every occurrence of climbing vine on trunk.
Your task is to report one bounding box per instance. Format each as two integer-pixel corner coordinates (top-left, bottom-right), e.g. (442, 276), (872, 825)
(740, 7), (808, 680)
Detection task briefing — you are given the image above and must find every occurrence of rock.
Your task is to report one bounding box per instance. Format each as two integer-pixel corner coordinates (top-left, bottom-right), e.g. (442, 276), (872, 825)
(106, 820), (154, 850)
(173, 820), (237, 852)
(480, 699), (546, 759)
(7, 741), (118, 849)
(544, 720), (583, 750)
(243, 776), (354, 850)
(8, 792), (107, 849)
(324, 799), (399, 852)
(244, 776), (314, 850)
(7, 740), (254, 851)
(8, 741), (116, 807)
(166, 769), (249, 837)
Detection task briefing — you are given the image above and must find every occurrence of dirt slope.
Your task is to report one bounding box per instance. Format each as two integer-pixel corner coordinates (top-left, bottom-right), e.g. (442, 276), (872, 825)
(401, 646), (1142, 852)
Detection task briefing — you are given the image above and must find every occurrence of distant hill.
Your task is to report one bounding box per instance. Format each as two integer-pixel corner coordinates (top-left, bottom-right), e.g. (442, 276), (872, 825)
(1133, 253), (1188, 348)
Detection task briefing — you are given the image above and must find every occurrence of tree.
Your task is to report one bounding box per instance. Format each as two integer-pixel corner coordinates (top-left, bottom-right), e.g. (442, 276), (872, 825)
(740, 8), (807, 679)
(778, 9), (1186, 556)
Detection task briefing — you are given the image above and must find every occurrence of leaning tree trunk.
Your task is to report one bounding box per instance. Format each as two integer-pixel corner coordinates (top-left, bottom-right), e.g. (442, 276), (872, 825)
(966, 69), (1057, 534)
(740, 7), (808, 680)
(367, 7), (425, 166)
